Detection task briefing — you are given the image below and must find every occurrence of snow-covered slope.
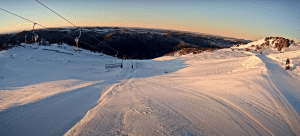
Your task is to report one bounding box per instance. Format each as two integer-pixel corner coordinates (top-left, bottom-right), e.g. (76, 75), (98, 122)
(232, 37), (300, 76)
(1, 41), (300, 136)
(268, 45), (300, 77)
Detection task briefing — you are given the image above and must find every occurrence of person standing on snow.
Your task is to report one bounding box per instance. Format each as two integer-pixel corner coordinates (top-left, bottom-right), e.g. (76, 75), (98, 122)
(285, 58), (290, 70)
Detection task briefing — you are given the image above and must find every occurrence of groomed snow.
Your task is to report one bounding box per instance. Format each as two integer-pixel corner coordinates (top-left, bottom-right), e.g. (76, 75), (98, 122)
(1, 42), (300, 136)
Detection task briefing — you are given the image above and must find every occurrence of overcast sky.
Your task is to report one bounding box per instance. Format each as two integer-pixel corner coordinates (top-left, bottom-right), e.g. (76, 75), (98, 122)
(0, 0), (299, 41)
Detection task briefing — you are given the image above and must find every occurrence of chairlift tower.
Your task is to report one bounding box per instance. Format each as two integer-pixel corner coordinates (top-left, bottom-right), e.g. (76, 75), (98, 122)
(33, 23), (39, 49)
(75, 27), (81, 51)
(25, 35), (27, 43)
(102, 50), (104, 59)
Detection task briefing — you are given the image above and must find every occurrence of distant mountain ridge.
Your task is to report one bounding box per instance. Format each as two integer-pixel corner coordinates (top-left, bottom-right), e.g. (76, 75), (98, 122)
(0, 27), (252, 59)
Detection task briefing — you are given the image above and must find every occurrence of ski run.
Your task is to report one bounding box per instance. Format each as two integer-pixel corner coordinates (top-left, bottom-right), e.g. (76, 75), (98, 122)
(0, 41), (300, 136)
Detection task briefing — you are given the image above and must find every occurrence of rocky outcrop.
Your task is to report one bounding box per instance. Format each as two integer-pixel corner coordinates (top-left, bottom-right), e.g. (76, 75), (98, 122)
(263, 37), (291, 51)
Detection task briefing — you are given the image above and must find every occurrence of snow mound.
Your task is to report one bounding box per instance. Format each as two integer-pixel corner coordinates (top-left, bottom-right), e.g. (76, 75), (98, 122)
(242, 55), (264, 69)
(231, 55), (264, 72)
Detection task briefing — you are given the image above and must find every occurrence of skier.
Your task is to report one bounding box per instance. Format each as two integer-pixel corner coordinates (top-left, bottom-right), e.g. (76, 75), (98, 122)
(285, 58), (290, 70)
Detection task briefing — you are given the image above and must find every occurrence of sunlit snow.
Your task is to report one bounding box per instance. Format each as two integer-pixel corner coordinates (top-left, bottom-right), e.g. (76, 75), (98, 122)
(1, 40), (300, 136)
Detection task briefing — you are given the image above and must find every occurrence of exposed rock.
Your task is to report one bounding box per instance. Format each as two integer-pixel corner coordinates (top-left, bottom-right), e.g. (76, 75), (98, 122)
(245, 48), (252, 52)
(264, 36), (292, 51)
(256, 45), (261, 50)
(265, 41), (270, 46)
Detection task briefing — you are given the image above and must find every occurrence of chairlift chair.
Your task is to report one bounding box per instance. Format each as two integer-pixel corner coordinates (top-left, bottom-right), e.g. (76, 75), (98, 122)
(33, 23), (39, 49)
(75, 27), (81, 51)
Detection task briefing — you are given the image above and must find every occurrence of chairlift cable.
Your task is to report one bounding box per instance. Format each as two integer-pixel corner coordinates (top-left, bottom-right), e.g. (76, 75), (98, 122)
(34, 0), (128, 57)
(0, 8), (116, 56)
(35, 0), (77, 27)
(0, 8), (47, 28)
(0, 7), (128, 58)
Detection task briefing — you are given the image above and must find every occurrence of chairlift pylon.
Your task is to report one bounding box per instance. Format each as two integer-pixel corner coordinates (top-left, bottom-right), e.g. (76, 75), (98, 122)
(75, 27), (81, 51)
(33, 23), (39, 48)
(25, 35), (27, 43)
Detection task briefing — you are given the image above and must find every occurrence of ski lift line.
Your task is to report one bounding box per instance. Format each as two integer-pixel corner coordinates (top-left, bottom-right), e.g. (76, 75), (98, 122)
(86, 33), (117, 52)
(45, 30), (116, 54)
(57, 32), (69, 41)
(35, 0), (81, 51)
(0, 7), (128, 58)
(53, 32), (116, 54)
(33, 23), (38, 36)
(0, 8), (78, 45)
(34, 0), (128, 57)
(47, 32), (117, 55)
(0, 9), (113, 55)
(0, 8), (47, 28)
(33, 23), (36, 35)
(35, 0), (77, 28)
(84, 33), (131, 58)
(33, 23), (39, 49)
(76, 28), (81, 39)
(34, 1), (86, 40)
(71, 27), (120, 54)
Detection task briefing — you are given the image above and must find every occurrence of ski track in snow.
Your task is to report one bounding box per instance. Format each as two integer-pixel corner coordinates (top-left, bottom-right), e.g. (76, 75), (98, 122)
(66, 52), (300, 135)
(259, 55), (300, 132)
(1, 43), (300, 135)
